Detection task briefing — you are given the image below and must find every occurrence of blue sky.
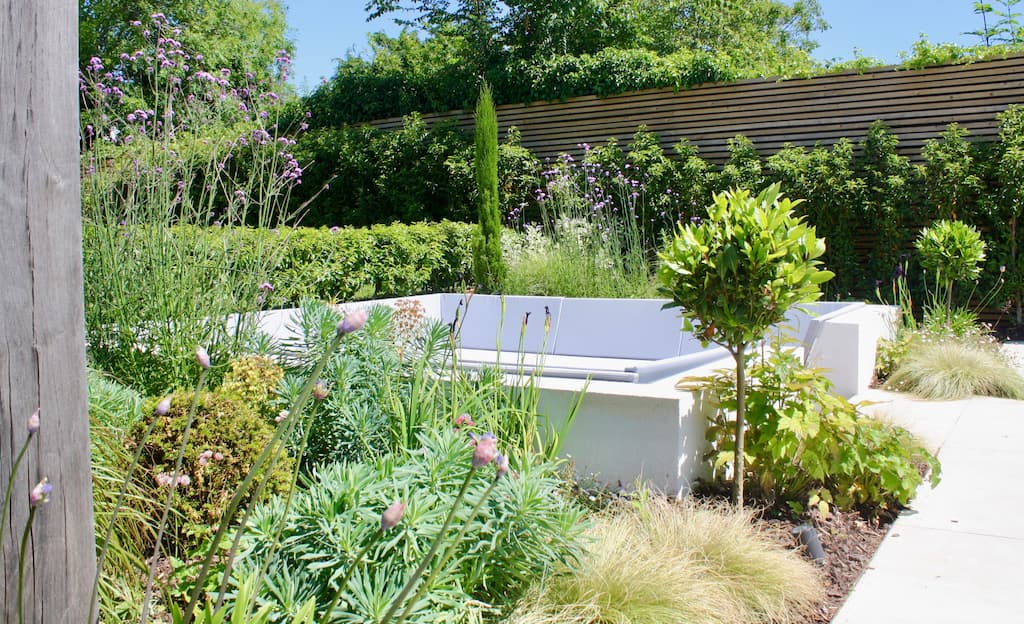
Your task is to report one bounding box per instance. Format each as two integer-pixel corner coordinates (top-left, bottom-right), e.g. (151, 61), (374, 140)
(285, 0), (981, 93)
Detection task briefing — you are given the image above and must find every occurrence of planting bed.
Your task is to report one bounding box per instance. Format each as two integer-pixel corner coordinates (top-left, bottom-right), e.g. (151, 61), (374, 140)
(253, 294), (895, 496)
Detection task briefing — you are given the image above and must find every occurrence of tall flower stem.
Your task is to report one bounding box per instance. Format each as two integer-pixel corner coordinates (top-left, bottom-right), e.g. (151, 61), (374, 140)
(393, 476), (500, 624)
(16, 507), (37, 624)
(378, 466), (478, 624)
(0, 432), (34, 545)
(140, 368), (209, 624)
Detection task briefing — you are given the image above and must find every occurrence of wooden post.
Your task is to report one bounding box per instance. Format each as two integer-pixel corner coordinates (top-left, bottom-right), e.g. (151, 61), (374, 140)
(0, 1), (97, 622)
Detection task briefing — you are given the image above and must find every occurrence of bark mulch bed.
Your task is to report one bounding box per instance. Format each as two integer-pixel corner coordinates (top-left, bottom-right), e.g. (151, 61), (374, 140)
(758, 507), (891, 623)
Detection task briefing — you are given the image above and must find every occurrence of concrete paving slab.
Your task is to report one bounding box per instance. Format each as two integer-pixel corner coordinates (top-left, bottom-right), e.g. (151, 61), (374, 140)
(899, 446), (1024, 539)
(833, 526), (1024, 624)
(851, 389), (967, 453)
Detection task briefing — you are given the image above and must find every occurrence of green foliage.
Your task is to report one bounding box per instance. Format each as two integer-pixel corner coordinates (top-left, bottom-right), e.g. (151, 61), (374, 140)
(230, 427), (587, 623)
(916, 220), (987, 286)
(658, 184), (833, 352)
(220, 356), (285, 418)
(885, 336), (1024, 400)
(921, 124), (984, 221)
(88, 373), (158, 624)
(508, 498), (823, 624)
(131, 378), (294, 554)
(694, 348), (941, 516)
(766, 140), (863, 297)
(473, 83), (506, 290)
(324, 0), (824, 124)
(80, 0), (293, 90)
(994, 104), (1024, 322)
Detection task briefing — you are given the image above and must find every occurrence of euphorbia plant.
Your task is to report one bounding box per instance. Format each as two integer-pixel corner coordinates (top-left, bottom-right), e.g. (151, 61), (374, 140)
(657, 184), (833, 507)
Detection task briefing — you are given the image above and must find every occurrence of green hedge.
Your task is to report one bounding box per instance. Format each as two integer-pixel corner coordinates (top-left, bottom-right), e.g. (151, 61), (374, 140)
(241, 221), (475, 304)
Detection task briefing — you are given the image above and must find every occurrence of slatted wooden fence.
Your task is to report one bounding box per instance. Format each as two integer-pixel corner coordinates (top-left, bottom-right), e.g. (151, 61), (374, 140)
(372, 55), (1024, 162)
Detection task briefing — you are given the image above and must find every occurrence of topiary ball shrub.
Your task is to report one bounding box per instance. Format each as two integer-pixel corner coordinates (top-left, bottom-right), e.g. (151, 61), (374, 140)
(132, 388), (294, 554)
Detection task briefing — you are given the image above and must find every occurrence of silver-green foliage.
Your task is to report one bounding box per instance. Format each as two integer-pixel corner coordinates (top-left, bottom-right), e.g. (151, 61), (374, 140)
(885, 336), (1024, 400)
(232, 428), (587, 623)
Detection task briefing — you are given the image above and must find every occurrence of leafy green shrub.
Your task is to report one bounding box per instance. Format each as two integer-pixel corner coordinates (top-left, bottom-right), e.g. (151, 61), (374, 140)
(693, 348), (941, 516)
(230, 428), (587, 622)
(131, 385), (294, 554)
(920, 124), (984, 222)
(885, 336), (1024, 400)
(508, 498), (822, 624)
(658, 184), (833, 506)
(220, 356), (284, 418)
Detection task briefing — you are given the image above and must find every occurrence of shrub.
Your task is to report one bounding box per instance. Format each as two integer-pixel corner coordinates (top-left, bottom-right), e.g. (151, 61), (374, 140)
(915, 220), (988, 313)
(220, 356), (284, 418)
(693, 347), (941, 516)
(131, 382), (294, 554)
(230, 428), (587, 623)
(658, 184), (833, 506)
(885, 336), (1024, 400)
(508, 498), (823, 624)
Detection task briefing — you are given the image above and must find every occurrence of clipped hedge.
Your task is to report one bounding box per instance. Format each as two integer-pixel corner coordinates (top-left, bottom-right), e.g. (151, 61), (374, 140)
(83, 221), (475, 308)
(234, 221), (475, 304)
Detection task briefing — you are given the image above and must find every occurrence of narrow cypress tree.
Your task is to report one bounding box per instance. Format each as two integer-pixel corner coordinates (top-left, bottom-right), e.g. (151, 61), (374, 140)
(472, 82), (505, 290)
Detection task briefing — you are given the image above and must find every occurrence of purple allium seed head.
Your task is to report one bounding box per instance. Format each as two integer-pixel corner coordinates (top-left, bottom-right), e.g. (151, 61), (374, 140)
(30, 478), (52, 506)
(472, 432), (498, 468)
(495, 454), (509, 479)
(454, 413), (475, 429)
(155, 397), (172, 416)
(312, 380), (329, 401)
(259, 282), (273, 292)
(337, 309), (368, 336)
(27, 408), (40, 434)
(195, 346), (211, 369)
(380, 501), (405, 531)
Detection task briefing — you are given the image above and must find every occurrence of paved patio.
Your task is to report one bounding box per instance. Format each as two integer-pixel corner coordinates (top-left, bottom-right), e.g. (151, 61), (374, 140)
(833, 346), (1024, 622)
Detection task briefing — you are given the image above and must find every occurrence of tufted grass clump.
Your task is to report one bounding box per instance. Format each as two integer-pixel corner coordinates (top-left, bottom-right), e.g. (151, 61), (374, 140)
(885, 336), (1024, 400)
(508, 498), (823, 624)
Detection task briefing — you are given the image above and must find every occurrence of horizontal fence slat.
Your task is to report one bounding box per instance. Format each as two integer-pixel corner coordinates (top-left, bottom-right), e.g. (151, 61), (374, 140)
(366, 55), (1024, 165)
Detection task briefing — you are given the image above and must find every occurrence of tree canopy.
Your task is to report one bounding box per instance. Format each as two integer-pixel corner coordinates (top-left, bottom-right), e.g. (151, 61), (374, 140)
(80, 0), (293, 85)
(322, 0), (828, 124)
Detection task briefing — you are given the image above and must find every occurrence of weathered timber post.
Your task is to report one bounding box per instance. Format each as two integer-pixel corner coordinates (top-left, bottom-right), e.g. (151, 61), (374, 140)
(0, 0), (97, 622)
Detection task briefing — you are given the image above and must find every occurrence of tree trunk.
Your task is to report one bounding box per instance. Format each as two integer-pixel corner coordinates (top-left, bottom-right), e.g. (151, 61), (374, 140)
(0, 1), (96, 622)
(732, 343), (748, 509)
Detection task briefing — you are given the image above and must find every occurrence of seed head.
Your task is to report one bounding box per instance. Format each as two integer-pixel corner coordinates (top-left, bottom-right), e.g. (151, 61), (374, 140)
(495, 454), (509, 479)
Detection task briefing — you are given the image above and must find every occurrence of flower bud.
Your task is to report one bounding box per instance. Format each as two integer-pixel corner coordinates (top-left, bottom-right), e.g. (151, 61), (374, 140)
(275, 409), (289, 423)
(195, 346), (211, 369)
(312, 380), (329, 401)
(30, 478), (53, 506)
(494, 454), (509, 479)
(471, 432), (498, 468)
(454, 413), (475, 429)
(27, 408), (40, 434)
(155, 397), (172, 416)
(337, 309), (368, 336)
(381, 501), (405, 531)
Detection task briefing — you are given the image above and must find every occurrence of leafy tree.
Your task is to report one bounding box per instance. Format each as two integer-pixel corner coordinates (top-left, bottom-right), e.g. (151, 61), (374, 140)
(472, 83), (505, 290)
(80, 0), (292, 86)
(658, 184), (833, 507)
